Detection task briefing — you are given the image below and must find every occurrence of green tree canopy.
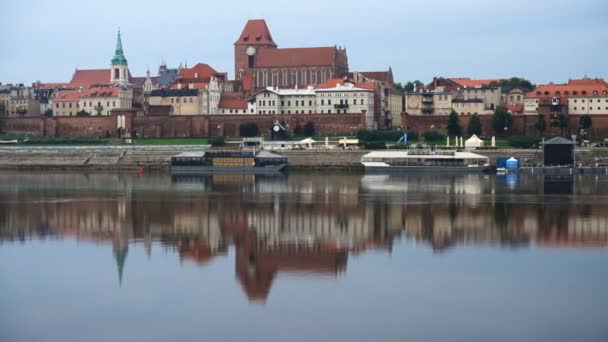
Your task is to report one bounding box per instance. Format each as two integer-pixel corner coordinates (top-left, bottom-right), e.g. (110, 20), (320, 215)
(579, 115), (592, 131)
(394, 80), (424, 93)
(76, 110), (91, 117)
(489, 77), (535, 92)
(467, 114), (482, 136)
(534, 114), (546, 137)
(447, 110), (461, 136)
(558, 114), (569, 136)
(492, 106), (513, 135)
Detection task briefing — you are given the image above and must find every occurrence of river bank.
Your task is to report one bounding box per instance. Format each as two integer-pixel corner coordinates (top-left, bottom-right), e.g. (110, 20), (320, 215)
(2, 145), (608, 171)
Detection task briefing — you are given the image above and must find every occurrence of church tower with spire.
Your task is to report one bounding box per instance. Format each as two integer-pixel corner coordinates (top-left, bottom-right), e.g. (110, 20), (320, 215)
(111, 28), (130, 84)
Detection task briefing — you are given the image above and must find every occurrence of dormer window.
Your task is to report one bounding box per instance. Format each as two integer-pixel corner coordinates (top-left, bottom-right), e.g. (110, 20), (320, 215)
(555, 91), (561, 96)
(544, 91), (549, 95)
(536, 91), (541, 95)
(194, 72), (199, 79)
(603, 90), (608, 95)
(593, 90), (598, 95)
(255, 35), (261, 41)
(564, 91), (569, 95)
(573, 91), (578, 95)
(243, 35), (249, 41)
(582, 90), (587, 95)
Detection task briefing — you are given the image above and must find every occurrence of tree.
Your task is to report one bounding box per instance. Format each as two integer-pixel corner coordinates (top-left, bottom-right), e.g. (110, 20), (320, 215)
(0, 102), (5, 116)
(489, 77), (535, 92)
(579, 115), (592, 133)
(467, 114), (482, 136)
(43, 108), (53, 117)
(446, 110), (461, 136)
(399, 80), (424, 93)
(76, 110), (91, 117)
(534, 114), (546, 137)
(558, 114), (569, 136)
(492, 105), (512, 135)
(303, 121), (316, 136)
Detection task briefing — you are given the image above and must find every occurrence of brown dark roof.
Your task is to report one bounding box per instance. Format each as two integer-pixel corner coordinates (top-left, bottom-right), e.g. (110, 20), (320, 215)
(359, 71), (393, 84)
(235, 19), (277, 47)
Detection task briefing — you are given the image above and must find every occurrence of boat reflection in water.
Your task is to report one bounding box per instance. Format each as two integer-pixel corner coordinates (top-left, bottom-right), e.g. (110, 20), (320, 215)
(1, 172), (608, 302)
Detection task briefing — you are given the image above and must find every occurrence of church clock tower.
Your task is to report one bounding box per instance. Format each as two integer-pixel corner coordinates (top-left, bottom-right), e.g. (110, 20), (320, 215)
(111, 29), (129, 84)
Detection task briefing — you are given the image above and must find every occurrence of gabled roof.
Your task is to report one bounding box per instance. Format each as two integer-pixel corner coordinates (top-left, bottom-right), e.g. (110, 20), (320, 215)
(179, 63), (218, 80)
(359, 70), (393, 84)
(235, 19), (277, 46)
(70, 69), (111, 88)
(544, 137), (575, 145)
(256, 47), (336, 68)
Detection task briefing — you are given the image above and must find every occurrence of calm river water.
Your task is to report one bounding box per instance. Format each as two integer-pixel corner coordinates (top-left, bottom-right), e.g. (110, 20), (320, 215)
(1, 171), (607, 342)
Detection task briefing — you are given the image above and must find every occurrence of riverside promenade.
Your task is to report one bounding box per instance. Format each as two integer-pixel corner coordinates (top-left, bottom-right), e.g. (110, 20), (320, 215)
(2, 145), (608, 170)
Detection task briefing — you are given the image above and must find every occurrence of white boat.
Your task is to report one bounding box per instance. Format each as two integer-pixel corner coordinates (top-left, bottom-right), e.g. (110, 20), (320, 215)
(361, 150), (490, 172)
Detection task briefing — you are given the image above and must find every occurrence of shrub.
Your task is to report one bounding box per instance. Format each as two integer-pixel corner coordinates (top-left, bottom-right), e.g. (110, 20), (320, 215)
(507, 136), (540, 149)
(423, 130), (445, 142)
(76, 110), (91, 117)
(209, 136), (225, 147)
(239, 123), (259, 137)
(361, 141), (387, 149)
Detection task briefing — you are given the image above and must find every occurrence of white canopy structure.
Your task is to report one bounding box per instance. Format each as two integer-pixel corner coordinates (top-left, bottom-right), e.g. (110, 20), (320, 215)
(465, 135), (484, 149)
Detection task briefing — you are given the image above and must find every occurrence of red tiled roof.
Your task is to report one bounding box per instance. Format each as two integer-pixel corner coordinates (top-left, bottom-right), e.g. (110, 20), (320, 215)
(256, 47), (336, 68)
(235, 19), (277, 46)
(53, 90), (81, 102)
(69, 69), (111, 88)
(179, 63), (218, 80)
(219, 97), (248, 109)
(80, 86), (123, 98)
(449, 78), (500, 88)
(526, 78), (608, 98)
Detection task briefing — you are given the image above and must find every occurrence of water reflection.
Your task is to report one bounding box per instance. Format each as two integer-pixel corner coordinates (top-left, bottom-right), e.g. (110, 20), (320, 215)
(1, 172), (608, 302)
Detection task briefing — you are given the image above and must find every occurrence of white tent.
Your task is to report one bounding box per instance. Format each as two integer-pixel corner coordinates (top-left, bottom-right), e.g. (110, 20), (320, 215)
(464, 134), (484, 149)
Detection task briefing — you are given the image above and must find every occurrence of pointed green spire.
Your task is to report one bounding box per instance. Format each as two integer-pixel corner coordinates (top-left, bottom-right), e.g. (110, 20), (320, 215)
(111, 28), (128, 66)
(113, 244), (128, 287)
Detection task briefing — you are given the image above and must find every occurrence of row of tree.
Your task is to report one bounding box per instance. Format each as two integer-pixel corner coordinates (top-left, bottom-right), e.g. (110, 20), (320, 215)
(446, 107), (593, 137)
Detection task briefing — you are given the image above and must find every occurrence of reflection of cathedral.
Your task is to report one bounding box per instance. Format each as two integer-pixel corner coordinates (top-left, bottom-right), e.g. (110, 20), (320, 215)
(1, 172), (608, 301)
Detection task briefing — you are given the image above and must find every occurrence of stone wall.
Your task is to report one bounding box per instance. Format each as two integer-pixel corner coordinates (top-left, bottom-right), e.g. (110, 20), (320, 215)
(402, 114), (608, 138)
(0, 113), (364, 138)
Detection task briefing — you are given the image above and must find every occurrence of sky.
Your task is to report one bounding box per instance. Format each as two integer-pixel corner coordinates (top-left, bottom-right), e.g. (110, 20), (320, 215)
(1, 0), (607, 86)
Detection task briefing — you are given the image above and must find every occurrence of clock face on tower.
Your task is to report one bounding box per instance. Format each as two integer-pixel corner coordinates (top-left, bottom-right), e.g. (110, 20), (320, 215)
(245, 45), (256, 56)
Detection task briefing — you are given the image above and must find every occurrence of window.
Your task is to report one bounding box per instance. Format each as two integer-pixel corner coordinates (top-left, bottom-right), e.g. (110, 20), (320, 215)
(354, 99), (357, 105)
(287, 110), (291, 114)
(287, 101), (291, 106)
(582, 91), (587, 95)
(189, 98), (193, 103)
(321, 99), (324, 105)
(361, 99), (364, 105)
(309, 100), (312, 106)
(328, 99), (332, 105)
(309, 110), (312, 114)
(69, 103), (72, 108)
(114, 68), (120, 79)
(176, 98), (180, 104)
(113, 101), (116, 106)
(593, 90), (598, 95)
(328, 109), (331, 113)
(281, 101), (284, 106)
(582, 99), (585, 103)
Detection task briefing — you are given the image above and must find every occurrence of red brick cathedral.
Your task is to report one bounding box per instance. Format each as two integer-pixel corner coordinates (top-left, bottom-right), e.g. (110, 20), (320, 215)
(234, 19), (349, 90)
